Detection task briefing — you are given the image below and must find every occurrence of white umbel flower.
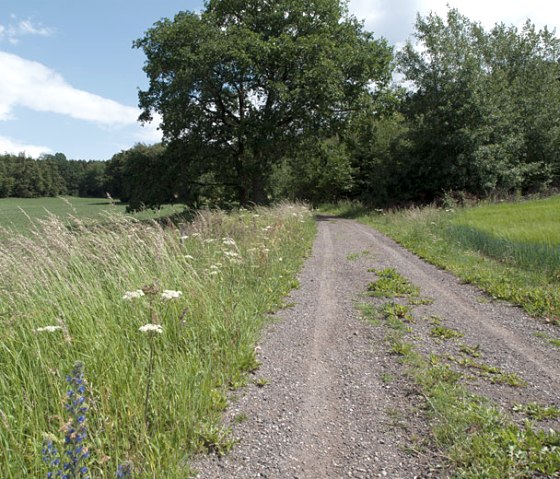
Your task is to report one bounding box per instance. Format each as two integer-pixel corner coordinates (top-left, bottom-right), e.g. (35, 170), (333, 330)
(35, 326), (63, 333)
(161, 290), (182, 300)
(123, 290), (145, 300)
(139, 324), (163, 334)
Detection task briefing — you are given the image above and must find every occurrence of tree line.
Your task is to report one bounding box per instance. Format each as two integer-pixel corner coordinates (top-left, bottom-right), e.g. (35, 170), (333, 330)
(5, 3), (560, 209)
(109, 3), (559, 210)
(0, 153), (107, 198)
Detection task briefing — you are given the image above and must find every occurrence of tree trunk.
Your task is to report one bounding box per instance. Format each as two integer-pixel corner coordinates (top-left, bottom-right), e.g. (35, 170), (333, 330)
(251, 172), (267, 205)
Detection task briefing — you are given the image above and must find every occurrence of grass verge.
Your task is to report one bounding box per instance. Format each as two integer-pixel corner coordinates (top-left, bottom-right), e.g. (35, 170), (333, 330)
(0, 203), (315, 478)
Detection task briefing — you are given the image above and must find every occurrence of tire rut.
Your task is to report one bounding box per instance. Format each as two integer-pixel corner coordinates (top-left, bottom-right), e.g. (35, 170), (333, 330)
(192, 217), (560, 479)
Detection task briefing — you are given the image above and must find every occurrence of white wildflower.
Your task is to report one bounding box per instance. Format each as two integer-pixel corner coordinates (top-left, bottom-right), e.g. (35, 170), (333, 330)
(262, 225), (272, 232)
(139, 323), (163, 334)
(161, 290), (182, 300)
(123, 290), (145, 300)
(223, 250), (240, 258)
(35, 326), (63, 333)
(222, 237), (236, 246)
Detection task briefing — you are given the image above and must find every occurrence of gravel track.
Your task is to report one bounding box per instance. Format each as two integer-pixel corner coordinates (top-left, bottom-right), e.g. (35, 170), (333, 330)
(193, 216), (560, 479)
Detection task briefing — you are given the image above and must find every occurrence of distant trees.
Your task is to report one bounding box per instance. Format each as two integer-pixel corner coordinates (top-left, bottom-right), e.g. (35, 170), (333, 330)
(0, 153), (108, 199)
(133, 0), (393, 206)
(14, 4), (555, 209)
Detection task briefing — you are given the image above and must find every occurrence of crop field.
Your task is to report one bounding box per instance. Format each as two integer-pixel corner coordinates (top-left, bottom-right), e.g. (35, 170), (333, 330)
(0, 196), (186, 234)
(445, 196), (560, 277)
(0, 202), (315, 477)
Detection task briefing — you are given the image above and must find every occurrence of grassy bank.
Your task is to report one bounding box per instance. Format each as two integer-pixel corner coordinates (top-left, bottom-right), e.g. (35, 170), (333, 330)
(325, 197), (560, 322)
(0, 203), (315, 477)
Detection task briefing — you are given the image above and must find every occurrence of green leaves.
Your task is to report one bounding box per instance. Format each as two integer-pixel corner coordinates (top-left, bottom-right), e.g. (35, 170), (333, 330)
(134, 0), (392, 205)
(397, 7), (560, 200)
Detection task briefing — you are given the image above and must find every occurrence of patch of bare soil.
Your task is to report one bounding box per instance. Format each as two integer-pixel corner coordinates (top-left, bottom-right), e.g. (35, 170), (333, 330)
(192, 216), (560, 478)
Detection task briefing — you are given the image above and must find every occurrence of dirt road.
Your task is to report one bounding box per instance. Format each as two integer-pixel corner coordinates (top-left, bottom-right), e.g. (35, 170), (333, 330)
(193, 216), (560, 478)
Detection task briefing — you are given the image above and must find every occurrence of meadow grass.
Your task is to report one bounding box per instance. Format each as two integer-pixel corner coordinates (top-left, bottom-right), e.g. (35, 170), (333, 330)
(0, 203), (315, 477)
(0, 196), (187, 234)
(324, 198), (560, 322)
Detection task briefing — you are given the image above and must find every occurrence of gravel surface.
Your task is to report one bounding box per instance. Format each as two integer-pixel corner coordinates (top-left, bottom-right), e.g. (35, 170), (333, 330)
(192, 216), (560, 479)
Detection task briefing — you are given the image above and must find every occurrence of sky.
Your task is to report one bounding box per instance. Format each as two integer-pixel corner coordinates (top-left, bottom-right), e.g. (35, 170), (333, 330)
(1, 1), (559, 160)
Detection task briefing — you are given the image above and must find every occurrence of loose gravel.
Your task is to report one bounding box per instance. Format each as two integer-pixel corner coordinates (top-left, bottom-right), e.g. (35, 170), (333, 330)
(192, 216), (560, 479)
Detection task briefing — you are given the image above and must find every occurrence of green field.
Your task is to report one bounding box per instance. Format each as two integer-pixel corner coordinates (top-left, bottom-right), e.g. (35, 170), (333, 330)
(0, 196), (187, 233)
(326, 196), (560, 321)
(446, 196), (560, 276)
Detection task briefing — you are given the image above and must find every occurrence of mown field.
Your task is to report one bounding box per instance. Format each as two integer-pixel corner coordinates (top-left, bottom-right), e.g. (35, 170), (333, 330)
(0, 201), (315, 477)
(0, 196), (186, 234)
(326, 195), (560, 323)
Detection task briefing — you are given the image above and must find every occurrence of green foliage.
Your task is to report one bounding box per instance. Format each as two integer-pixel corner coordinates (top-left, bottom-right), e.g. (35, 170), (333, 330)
(381, 302), (414, 325)
(430, 326), (464, 341)
(513, 403), (560, 421)
(395, 8), (560, 202)
(392, 337), (558, 477)
(367, 268), (419, 298)
(134, 0), (393, 205)
(272, 137), (355, 204)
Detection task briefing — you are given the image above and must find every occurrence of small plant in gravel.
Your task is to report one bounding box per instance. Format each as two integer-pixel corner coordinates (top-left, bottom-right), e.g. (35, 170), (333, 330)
(392, 341), (558, 477)
(512, 402), (560, 421)
(408, 297), (434, 306)
(459, 343), (483, 358)
(534, 331), (560, 348)
(430, 326), (464, 341)
(381, 302), (414, 324)
(347, 250), (370, 261)
(356, 303), (382, 326)
(450, 356), (527, 387)
(367, 268), (419, 298)
(390, 340), (414, 356)
(381, 372), (396, 384)
(254, 377), (269, 388)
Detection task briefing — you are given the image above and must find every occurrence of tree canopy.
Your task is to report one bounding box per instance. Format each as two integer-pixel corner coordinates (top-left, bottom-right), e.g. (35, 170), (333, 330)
(134, 0), (393, 205)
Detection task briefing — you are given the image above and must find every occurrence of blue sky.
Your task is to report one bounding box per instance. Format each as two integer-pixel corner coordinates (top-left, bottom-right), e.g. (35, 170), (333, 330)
(1, 0), (558, 160)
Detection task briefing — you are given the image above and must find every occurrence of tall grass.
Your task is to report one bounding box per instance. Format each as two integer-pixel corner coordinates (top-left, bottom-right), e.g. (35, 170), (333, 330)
(0, 203), (315, 477)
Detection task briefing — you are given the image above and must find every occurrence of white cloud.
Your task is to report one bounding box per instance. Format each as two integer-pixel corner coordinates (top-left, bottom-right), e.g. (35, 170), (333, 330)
(418, 0), (560, 32)
(0, 51), (140, 126)
(348, 0), (560, 44)
(0, 135), (52, 158)
(0, 17), (54, 45)
(134, 112), (163, 143)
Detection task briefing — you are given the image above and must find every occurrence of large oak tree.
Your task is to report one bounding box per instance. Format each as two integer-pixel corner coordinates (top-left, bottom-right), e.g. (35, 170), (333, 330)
(134, 0), (392, 204)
